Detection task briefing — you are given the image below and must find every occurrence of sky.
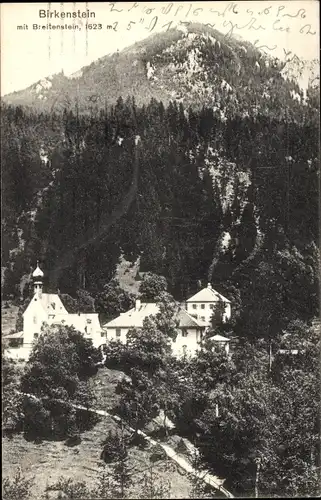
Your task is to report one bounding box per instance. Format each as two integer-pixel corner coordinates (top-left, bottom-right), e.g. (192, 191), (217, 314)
(1, 1), (319, 96)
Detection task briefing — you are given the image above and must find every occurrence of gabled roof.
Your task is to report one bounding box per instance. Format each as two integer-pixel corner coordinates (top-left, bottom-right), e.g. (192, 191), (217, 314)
(40, 293), (68, 313)
(103, 303), (205, 330)
(23, 293), (68, 316)
(178, 309), (206, 328)
(209, 334), (231, 342)
(186, 286), (230, 304)
(103, 303), (159, 328)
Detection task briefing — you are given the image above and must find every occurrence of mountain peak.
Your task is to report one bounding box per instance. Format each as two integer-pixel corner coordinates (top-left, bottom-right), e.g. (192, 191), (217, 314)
(2, 23), (318, 117)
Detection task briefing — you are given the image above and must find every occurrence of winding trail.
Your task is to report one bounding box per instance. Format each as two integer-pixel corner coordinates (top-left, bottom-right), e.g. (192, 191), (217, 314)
(75, 404), (233, 497)
(21, 391), (233, 497)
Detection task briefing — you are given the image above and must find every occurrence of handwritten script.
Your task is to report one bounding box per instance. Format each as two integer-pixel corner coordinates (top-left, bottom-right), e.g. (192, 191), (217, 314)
(104, 2), (317, 54)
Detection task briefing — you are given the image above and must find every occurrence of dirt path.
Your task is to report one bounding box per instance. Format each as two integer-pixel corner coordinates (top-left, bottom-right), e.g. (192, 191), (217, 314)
(73, 404), (234, 498)
(22, 392), (234, 498)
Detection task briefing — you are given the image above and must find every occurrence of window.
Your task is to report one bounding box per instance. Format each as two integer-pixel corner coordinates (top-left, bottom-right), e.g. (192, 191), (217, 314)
(192, 304), (197, 309)
(182, 331), (188, 338)
(51, 303), (56, 310)
(86, 319), (92, 324)
(33, 316), (37, 324)
(116, 328), (121, 337)
(34, 332), (39, 339)
(201, 304), (205, 309)
(209, 304), (214, 310)
(101, 331), (105, 338)
(201, 316), (205, 321)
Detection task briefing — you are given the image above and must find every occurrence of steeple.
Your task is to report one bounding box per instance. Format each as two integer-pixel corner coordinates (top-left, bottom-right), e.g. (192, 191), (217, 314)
(32, 261), (44, 297)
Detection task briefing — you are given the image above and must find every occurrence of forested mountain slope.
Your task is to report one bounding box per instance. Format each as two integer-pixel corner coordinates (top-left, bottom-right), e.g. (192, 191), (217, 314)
(1, 24), (319, 340)
(3, 23), (319, 117)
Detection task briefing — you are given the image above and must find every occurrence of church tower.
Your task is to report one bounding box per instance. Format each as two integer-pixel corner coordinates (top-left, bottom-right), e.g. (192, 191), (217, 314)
(32, 261), (44, 298)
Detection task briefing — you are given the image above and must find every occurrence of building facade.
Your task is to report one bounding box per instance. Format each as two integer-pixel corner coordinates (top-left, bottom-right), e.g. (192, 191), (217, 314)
(102, 299), (208, 357)
(185, 283), (231, 324)
(5, 269), (232, 360)
(18, 264), (102, 354)
(103, 283), (232, 357)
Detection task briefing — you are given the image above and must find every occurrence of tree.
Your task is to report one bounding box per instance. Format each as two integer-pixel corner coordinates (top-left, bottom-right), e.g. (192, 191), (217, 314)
(110, 447), (133, 499)
(196, 366), (277, 495)
(15, 296), (31, 332)
(139, 464), (171, 499)
(94, 278), (135, 323)
(232, 237), (318, 342)
(116, 367), (161, 433)
(169, 340), (235, 436)
(264, 321), (320, 497)
(2, 347), (24, 433)
(101, 428), (128, 464)
(153, 291), (180, 341)
(21, 324), (101, 439)
(187, 329), (320, 497)
(139, 273), (168, 302)
(60, 289), (96, 314)
(209, 298), (226, 329)
(114, 291), (180, 436)
(100, 423), (133, 499)
(123, 316), (173, 375)
(188, 447), (216, 499)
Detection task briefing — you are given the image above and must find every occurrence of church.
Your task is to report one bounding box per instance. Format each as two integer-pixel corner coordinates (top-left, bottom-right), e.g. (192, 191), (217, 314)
(5, 263), (102, 359)
(5, 264), (232, 360)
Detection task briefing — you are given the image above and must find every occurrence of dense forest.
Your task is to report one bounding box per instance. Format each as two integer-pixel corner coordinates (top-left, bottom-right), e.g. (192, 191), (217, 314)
(2, 87), (319, 338)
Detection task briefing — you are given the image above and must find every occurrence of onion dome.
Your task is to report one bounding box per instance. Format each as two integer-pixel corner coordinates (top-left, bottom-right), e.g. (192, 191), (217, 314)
(32, 261), (44, 278)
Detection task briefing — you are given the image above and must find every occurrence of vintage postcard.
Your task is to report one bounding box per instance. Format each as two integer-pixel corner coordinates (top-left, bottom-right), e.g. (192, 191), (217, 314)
(1, 1), (320, 499)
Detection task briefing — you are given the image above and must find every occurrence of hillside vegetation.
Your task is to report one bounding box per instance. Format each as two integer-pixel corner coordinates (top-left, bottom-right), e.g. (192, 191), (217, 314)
(3, 23), (319, 116)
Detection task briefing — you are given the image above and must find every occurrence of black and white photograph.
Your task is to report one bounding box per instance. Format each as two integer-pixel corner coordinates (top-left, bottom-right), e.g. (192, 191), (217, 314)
(1, 1), (320, 498)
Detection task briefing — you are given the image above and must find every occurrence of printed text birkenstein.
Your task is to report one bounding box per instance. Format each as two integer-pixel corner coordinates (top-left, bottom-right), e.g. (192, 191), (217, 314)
(39, 9), (96, 19)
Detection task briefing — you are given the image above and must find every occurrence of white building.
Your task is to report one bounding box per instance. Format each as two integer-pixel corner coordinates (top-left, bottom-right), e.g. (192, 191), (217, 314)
(5, 264), (102, 359)
(103, 283), (232, 358)
(5, 269), (232, 360)
(185, 283), (231, 324)
(102, 299), (208, 358)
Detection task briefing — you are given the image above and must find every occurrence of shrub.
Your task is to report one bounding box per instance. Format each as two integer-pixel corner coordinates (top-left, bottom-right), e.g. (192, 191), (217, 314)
(101, 429), (128, 464)
(103, 340), (127, 370)
(21, 325), (101, 439)
(2, 469), (34, 500)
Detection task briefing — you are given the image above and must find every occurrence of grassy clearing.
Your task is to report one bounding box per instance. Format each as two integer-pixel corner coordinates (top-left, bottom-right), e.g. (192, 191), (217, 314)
(2, 413), (193, 499)
(116, 255), (141, 296)
(2, 366), (195, 498)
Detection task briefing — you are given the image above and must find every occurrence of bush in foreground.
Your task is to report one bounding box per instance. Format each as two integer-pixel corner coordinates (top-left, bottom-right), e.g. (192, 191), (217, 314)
(20, 324), (101, 440)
